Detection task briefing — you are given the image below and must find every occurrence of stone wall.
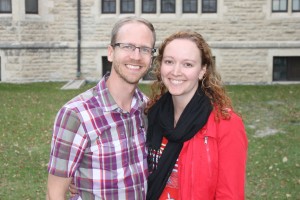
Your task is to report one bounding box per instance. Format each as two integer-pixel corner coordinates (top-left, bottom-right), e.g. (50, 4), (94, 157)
(0, 0), (299, 83)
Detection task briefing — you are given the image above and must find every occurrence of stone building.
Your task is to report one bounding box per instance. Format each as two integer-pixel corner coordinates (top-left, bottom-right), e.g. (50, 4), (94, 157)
(0, 0), (299, 83)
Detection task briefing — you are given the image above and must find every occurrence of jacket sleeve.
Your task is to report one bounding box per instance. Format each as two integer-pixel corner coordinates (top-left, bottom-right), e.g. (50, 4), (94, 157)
(215, 113), (248, 200)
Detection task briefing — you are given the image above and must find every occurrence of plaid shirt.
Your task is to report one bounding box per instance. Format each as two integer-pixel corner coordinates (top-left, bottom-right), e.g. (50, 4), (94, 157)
(48, 74), (148, 200)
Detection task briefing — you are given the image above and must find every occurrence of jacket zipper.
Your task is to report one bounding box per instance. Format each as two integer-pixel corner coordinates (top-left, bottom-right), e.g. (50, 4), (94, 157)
(204, 136), (212, 177)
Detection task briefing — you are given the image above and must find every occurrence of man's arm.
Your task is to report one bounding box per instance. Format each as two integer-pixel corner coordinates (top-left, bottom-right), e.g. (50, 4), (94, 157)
(47, 174), (73, 200)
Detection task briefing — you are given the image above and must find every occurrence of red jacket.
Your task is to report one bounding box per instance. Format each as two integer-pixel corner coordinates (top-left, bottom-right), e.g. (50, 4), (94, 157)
(178, 110), (248, 200)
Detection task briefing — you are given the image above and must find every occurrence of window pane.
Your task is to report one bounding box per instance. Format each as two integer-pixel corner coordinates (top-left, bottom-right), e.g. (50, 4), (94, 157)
(0, 0), (12, 13)
(273, 0), (279, 10)
(102, 0), (116, 13)
(183, 0), (197, 13)
(272, 0), (287, 12)
(142, 0), (156, 13)
(121, 0), (134, 13)
(292, 0), (300, 11)
(25, 0), (38, 14)
(273, 57), (287, 80)
(287, 57), (300, 80)
(202, 0), (217, 13)
(273, 57), (300, 81)
(161, 0), (175, 13)
(280, 0), (287, 10)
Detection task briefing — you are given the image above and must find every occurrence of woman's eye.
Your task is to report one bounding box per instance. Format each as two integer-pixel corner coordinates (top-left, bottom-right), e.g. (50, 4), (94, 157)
(184, 63), (193, 67)
(164, 60), (173, 64)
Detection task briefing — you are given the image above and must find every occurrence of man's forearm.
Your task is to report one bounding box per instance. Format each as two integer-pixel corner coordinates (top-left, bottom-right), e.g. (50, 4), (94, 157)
(47, 174), (72, 200)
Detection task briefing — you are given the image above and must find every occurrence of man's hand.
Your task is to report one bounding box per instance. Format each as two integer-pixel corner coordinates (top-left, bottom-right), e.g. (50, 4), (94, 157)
(69, 180), (79, 198)
(47, 174), (73, 200)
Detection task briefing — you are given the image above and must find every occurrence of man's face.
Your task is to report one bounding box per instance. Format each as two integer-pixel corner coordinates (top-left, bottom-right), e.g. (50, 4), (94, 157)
(108, 22), (154, 84)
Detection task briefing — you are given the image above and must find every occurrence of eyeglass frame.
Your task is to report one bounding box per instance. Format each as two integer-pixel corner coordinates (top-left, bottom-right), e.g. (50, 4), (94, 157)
(112, 43), (156, 56)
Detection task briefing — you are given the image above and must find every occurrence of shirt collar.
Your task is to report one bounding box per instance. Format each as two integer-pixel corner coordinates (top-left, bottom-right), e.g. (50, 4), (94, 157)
(96, 72), (146, 113)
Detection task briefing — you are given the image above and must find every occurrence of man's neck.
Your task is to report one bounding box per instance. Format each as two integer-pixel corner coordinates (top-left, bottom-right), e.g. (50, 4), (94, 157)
(106, 74), (137, 113)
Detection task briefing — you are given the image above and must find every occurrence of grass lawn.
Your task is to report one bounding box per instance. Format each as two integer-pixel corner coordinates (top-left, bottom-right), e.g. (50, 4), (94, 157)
(0, 82), (299, 199)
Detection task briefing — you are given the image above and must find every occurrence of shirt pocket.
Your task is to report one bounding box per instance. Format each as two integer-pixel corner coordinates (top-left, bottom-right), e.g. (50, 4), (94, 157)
(90, 137), (129, 170)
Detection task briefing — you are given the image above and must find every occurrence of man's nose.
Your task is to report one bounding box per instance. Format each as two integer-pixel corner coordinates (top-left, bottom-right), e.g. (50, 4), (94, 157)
(130, 47), (142, 60)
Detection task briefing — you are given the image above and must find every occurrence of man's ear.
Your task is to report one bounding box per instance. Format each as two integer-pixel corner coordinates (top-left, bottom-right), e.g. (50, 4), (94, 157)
(107, 45), (114, 62)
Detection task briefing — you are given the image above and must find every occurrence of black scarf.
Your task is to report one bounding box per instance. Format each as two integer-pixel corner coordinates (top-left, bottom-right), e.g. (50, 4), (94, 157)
(146, 86), (213, 200)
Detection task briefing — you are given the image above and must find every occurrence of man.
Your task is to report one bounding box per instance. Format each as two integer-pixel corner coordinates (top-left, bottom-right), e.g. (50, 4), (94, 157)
(47, 16), (156, 199)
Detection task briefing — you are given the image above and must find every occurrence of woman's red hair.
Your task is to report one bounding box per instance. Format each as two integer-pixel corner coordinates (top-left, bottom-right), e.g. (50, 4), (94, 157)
(145, 31), (233, 121)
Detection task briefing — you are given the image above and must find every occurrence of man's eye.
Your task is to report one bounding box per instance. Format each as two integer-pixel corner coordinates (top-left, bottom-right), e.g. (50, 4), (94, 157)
(124, 45), (134, 50)
(141, 47), (151, 54)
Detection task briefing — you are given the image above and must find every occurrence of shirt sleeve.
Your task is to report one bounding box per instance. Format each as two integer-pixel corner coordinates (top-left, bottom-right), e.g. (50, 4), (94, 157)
(48, 106), (87, 178)
(215, 113), (248, 200)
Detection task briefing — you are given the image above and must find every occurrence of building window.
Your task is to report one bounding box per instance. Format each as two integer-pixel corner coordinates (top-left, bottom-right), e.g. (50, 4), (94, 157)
(143, 57), (156, 80)
(273, 57), (300, 81)
(142, 0), (156, 13)
(202, 0), (217, 13)
(25, 0), (38, 14)
(102, 0), (116, 13)
(272, 0), (288, 12)
(0, 0), (12, 13)
(121, 0), (134, 13)
(161, 0), (175, 13)
(183, 0), (197, 13)
(292, 0), (300, 12)
(102, 56), (111, 76)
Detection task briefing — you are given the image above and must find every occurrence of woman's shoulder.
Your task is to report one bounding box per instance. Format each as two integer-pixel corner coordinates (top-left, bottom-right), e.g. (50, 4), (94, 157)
(209, 108), (243, 123)
(206, 109), (245, 137)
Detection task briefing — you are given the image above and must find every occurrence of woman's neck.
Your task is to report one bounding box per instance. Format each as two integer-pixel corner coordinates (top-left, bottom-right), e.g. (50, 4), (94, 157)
(172, 97), (188, 127)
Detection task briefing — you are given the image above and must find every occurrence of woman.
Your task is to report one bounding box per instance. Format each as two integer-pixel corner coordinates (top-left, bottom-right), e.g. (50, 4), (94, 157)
(146, 31), (248, 200)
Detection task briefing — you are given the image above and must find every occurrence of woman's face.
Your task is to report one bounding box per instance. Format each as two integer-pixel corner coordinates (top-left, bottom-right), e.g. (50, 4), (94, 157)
(160, 38), (206, 100)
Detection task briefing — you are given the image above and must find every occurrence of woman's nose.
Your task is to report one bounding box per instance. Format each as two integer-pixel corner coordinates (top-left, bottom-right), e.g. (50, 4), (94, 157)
(172, 64), (181, 75)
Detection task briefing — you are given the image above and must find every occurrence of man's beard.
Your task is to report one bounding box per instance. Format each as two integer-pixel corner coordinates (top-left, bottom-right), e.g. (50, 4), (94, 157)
(113, 62), (148, 84)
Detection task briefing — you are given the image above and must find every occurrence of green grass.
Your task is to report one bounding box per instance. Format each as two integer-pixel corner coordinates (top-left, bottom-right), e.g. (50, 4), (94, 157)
(0, 83), (299, 199)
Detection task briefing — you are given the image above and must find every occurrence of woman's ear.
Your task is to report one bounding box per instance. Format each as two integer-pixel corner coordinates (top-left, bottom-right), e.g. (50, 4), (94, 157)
(199, 65), (207, 80)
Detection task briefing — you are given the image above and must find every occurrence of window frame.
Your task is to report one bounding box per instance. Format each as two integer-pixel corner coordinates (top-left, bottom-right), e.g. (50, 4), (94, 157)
(102, 0), (116, 14)
(272, 0), (288, 12)
(161, 0), (175, 13)
(292, 0), (300, 12)
(0, 0), (12, 14)
(120, 0), (135, 13)
(202, 0), (217, 13)
(142, 0), (156, 13)
(273, 56), (300, 81)
(25, 0), (39, 14)
(183, 0), (198, 13)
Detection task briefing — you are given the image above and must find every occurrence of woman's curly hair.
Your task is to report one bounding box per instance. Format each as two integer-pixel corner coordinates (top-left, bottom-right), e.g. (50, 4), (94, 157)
(145, 31), (233, 121)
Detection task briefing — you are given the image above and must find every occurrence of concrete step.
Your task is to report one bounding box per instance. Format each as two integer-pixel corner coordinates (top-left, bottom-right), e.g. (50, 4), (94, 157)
(61, 79), (86, 90)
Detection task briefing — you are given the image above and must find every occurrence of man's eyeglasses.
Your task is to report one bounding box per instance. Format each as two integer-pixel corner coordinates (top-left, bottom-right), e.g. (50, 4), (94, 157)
(113, 43), (156, 56)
